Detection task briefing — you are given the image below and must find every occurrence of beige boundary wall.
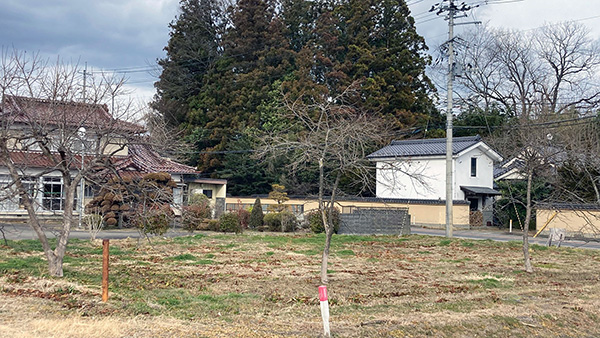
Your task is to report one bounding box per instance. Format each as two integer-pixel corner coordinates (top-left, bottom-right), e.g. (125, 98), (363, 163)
(226, 196), (470, 228)
(536, 207), (600, 239)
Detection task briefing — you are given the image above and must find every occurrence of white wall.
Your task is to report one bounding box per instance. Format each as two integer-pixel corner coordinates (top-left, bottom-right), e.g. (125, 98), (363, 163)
(454, 147), (495, 200)
(376, 157), (446, 199)
(375, 146), (496, 201)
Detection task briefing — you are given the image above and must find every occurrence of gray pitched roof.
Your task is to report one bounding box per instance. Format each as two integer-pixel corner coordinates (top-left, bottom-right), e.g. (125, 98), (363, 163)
(494, 158), (525, 179)
(367, 135), (482, 159)
(460, 186), (501, 196)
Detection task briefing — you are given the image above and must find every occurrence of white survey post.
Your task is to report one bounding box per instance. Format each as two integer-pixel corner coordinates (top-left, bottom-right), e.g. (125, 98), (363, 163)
(319, 285), (331, 337)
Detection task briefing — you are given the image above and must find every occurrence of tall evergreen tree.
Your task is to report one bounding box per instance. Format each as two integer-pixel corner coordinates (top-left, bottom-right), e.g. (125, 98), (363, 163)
(282, 0), (435, 127)
(336, 0), (435, 125)
(152, 0), (223, 127)
(189, 0), (295, 174)
(153, 0), (438, 195)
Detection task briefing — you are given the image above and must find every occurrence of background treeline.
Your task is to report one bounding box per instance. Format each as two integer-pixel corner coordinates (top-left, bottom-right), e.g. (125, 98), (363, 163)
(151, 0), (442, 195)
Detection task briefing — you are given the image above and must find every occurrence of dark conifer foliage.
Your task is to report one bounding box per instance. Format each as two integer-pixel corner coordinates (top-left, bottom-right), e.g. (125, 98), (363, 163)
(153, 0), (436, 195)
(152, 0), (223, 127)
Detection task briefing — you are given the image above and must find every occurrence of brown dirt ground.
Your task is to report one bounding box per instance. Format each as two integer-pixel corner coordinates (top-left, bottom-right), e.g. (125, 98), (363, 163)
(1, 233), (599, 337)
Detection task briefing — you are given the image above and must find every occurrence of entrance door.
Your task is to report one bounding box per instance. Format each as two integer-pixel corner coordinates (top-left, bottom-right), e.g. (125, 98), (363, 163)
(468, 198), (479, 211)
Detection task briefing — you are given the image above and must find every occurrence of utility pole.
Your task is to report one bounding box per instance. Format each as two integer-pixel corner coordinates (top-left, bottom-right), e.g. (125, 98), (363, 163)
(80, 62), (93, 103)
(430, 0), (480, 238)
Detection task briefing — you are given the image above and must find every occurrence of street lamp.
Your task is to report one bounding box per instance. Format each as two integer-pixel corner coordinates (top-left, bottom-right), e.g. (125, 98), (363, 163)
(77, 127), (86, 229)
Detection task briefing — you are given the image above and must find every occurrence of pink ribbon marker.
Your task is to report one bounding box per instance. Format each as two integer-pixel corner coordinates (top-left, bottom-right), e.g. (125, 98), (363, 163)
(319, 285), (328, 301)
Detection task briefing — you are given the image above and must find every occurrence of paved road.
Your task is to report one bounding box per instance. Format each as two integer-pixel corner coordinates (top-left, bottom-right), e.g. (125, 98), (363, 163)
(1, 223), (599, 250)
(0, 223), (190, 241)
(410, 226), (600, 250)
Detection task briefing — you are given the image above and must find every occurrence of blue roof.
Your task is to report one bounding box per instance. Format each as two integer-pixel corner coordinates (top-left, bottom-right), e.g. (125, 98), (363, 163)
(367, 135), (482, 159)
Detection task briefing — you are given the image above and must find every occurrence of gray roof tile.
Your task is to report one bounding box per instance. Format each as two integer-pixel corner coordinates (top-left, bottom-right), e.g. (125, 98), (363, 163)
(367, 135), (482, 159)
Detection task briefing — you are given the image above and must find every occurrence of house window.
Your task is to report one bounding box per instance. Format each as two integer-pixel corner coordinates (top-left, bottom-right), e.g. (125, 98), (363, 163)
(202, 189), (213, 199)
(43, 177), (66, 211)
(470, 157), (477, 177)
(290, 204), (304, 214)
(84, 184), (94, 198)
(20, 176), (38, 209)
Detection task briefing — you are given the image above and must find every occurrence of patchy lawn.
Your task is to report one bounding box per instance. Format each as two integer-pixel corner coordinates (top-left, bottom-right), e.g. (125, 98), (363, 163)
(1, 232), (599, 337)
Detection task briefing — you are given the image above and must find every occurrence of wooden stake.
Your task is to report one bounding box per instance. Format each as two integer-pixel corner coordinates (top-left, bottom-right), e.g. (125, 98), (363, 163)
(102, 239), (109, 302)
(534, 211), (558, 238)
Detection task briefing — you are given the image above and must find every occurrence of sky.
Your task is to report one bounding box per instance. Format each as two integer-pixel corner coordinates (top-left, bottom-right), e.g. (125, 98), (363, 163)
(1, 0), (599, 107)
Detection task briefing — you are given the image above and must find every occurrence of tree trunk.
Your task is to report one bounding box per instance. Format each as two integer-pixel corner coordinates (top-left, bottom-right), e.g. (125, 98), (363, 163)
(320, 226), (333, 284)
(320, 172), (340, 285)
(47, 252), (64, 277)
(522, 170), (534, 273)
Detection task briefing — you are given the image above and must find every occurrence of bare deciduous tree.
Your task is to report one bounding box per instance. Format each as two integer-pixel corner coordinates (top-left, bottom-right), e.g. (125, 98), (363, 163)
(494, 118), (563, 273)
(258, 84), (392, 284)
(453, 22), (600, 273)
(455, 22), (600, 117)
(0, 48), (142, 276)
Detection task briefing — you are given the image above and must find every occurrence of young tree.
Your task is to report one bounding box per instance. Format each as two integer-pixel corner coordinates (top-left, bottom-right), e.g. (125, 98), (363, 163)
(259, 83), (391, 284)
(0, 48), (142, 276)
(129, 173), (177, 240)
(493, 119), (561, 272)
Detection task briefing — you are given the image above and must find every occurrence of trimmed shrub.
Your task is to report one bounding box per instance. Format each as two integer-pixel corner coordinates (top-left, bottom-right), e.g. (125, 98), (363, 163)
(248, 198), (264, 229)
(219, 212), (242, 233)
(264, 211), (298, 232)
(182, 193), (212, 232)
(307, 208), (340, 234)
(263, 212), (281, 232)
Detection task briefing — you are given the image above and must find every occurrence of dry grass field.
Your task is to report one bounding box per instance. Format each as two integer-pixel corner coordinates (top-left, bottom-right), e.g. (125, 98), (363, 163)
(1, 232), (599, 337)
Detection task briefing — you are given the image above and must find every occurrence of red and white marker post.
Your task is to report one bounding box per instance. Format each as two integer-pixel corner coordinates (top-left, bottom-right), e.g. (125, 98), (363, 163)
(319, 285), (331, 337)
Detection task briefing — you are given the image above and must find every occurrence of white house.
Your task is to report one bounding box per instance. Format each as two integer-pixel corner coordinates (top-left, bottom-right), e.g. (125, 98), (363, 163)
(367, 136), (503, 212)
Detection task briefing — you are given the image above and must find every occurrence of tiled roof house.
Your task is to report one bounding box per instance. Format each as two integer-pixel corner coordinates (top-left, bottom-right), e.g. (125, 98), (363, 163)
(0, 95), (226, 218)
(368, 136), (503, 225)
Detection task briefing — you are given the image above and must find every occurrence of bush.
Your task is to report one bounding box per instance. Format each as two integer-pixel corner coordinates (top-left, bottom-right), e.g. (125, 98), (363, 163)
(236, 209), (250, 229)
(280, 211), (298, 232)
(264, 212), (282, 232)
(307, 208), (340, 234)
(249, 198), (264, 229)
(263, 211), (298, 232)
(83, 213), (104, 241)
(132, 204), (174, 236)
(219, 213), (242, 233)
(207, 219), (219, 231)
(182, 194), (212, 232)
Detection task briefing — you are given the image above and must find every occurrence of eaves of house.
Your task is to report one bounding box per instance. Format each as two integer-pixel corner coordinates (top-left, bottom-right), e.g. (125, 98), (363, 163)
(366, 135), (503, 162)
